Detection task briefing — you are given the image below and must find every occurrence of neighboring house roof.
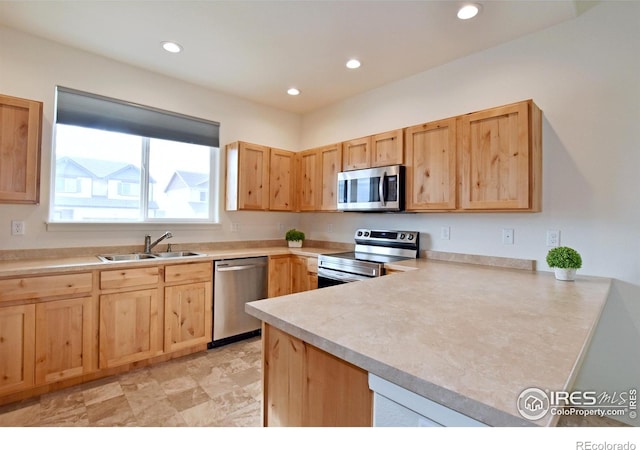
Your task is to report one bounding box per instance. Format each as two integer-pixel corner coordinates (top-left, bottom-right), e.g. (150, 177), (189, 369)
(164, 170), (209, 193)
(56, 156), (156, 183)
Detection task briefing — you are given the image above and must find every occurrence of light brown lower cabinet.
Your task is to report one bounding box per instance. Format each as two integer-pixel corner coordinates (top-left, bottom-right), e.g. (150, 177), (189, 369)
(262, 323), (372, 427)
(99, 288), (162, 368)
(0, 304), (36, 396)
(268, 254), (318, 297)
(35, 297), (93, 385)
(164, 262), (213, 353)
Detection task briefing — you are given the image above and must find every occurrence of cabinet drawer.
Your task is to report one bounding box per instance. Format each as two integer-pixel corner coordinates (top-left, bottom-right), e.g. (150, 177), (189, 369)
(165, 262), (212, 284)
(100, 267), (159, 290)
(0, 272), (92, 303)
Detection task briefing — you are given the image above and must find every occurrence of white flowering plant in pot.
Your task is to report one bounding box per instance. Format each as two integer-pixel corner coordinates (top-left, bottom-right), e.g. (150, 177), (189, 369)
(546, 246), (582, 281)
(285, 228), (305, 248)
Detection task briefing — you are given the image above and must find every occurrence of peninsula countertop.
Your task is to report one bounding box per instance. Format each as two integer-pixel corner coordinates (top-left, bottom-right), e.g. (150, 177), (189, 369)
(246, 259), (612, 427)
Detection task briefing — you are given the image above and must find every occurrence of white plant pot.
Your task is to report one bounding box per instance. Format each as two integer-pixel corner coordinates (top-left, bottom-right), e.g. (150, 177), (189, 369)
(288, 240), (303, 248)
(554, 268), (577, 281)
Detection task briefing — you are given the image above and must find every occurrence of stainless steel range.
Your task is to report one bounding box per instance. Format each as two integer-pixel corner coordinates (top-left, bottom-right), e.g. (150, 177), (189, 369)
(317, 229), (419, 287)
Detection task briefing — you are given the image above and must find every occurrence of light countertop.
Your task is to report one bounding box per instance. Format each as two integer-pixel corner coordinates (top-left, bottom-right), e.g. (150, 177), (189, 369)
(0, 246), (339, 277)
(246, 258), (611, 427)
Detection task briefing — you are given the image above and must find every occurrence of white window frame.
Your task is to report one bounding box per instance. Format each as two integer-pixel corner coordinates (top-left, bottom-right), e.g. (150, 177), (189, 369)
(48, 87), (221, 226)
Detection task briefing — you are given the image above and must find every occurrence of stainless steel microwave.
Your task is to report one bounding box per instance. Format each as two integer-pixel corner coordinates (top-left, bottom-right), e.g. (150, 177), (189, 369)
(337, 165), (404, 212)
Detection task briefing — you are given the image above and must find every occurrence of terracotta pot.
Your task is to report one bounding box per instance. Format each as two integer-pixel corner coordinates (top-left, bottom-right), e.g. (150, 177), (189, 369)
(554, 268), (577, 281)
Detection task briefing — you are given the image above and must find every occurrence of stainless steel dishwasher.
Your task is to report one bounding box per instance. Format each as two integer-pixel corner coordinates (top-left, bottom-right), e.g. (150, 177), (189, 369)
(210, 256), (268, 348)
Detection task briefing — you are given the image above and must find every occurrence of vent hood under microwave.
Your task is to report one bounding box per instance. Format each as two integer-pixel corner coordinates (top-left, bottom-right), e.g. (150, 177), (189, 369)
(337, 165), (405, 212)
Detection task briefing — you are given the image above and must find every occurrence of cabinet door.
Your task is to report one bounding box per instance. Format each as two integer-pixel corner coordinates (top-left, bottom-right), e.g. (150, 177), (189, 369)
(99, 289), (161, 368)
(269, 148), (295, 211)
(405, 118), (457, 211)
(35, 297), (93, 384)
(0, 94), (42, 204)
(0, 304), (35, 395)
(268, 255), (291, 298)
(263, 324), (372, 427)
(460, 101), (541, 210)
(263, 323), (306, 426)
(297, 149), (320, 211)
(371, 129), (403, 167)
(290, 256), (310, 294)
(342, 136), (371, 170)
(226, 141), (270, 210)
(165, 282), (212, 353)
(318, 143), (342, 211)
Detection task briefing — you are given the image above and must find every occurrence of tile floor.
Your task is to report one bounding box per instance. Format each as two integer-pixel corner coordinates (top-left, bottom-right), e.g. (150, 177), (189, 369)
(0, 336), (262, 427)
(0, 335), (629, 427)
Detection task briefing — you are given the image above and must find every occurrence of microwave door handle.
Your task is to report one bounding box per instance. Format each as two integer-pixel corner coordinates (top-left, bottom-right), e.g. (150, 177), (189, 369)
(379, 172), (387, 206)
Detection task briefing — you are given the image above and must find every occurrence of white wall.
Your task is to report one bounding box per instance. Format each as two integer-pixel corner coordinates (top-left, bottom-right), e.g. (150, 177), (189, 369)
(299, 2), (640, 425)
(0, 26), (302, 250)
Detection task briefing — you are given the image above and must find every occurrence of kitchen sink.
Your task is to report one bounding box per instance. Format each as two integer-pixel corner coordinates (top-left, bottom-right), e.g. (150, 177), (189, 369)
(98, 251), (204, 262)
(97, 253), (159, 262)
(152, 251), (204, 258)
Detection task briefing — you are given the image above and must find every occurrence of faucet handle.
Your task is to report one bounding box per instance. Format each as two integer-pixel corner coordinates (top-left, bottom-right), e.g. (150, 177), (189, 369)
(167, 243), (172, 252)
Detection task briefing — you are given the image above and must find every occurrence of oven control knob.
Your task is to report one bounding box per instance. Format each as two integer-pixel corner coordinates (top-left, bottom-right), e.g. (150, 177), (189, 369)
(400, 233), (406, 239)
(408, 234), (414, 240)
(364, 231), (370, 237)
(357, 231), (363, 237)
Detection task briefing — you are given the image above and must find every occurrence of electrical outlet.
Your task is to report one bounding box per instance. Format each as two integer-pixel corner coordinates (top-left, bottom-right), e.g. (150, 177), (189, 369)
(278, 223), (285, 232)
(547, 229), (560, 247)
(11, 220), (25, 236)
(502, 228), (514, 245)
(441, 226), (450, 240)
(231, 222), (239, 232)
(327, 223), (334, 233)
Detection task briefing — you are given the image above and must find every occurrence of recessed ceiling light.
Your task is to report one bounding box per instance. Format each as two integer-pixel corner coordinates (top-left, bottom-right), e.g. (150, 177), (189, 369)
(287, 88), (300, 96)
(161, 41), (183, 53)
(457, 4), (481, 20)
(346, 59), (361, 69)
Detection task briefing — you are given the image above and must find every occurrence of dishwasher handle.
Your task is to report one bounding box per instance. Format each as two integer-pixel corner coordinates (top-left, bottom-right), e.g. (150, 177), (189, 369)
(216, 262), (267, 272)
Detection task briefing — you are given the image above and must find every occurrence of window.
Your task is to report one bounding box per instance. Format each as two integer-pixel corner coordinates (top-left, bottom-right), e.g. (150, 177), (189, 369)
(51, 87), (220, 223)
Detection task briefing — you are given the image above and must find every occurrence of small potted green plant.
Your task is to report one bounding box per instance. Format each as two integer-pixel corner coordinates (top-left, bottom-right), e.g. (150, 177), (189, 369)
(285, 228), (305, 248)
(546, 246), (582, 281)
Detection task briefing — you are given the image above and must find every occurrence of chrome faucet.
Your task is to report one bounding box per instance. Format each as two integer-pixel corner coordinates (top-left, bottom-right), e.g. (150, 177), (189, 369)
(144, 231), (173, 253)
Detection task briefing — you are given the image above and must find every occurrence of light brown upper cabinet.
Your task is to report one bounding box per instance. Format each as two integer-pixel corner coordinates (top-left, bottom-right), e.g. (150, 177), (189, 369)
(318, 143), (342, 210)
(226, 141), (295, 211)
(0, 93), (43, 204)
(269, 148), (295, 211)
(459, 100), (542, 211)
(371, 129), (403, 167)
(342, 136), (371, 170)
(405, 118), (457, 211)
(296, 148), (320, 211)
(297, 143), (343, 211)
(226, 141), (270, 210)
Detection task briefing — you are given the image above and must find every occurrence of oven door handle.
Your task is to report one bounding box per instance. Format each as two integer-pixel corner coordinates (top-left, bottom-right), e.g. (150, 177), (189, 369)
(379, 171), (387, 206)
(318, 269), (373, 283)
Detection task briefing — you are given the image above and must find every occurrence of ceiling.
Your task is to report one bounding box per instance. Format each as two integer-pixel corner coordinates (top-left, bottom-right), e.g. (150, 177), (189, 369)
(0, 1), (586, 114)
